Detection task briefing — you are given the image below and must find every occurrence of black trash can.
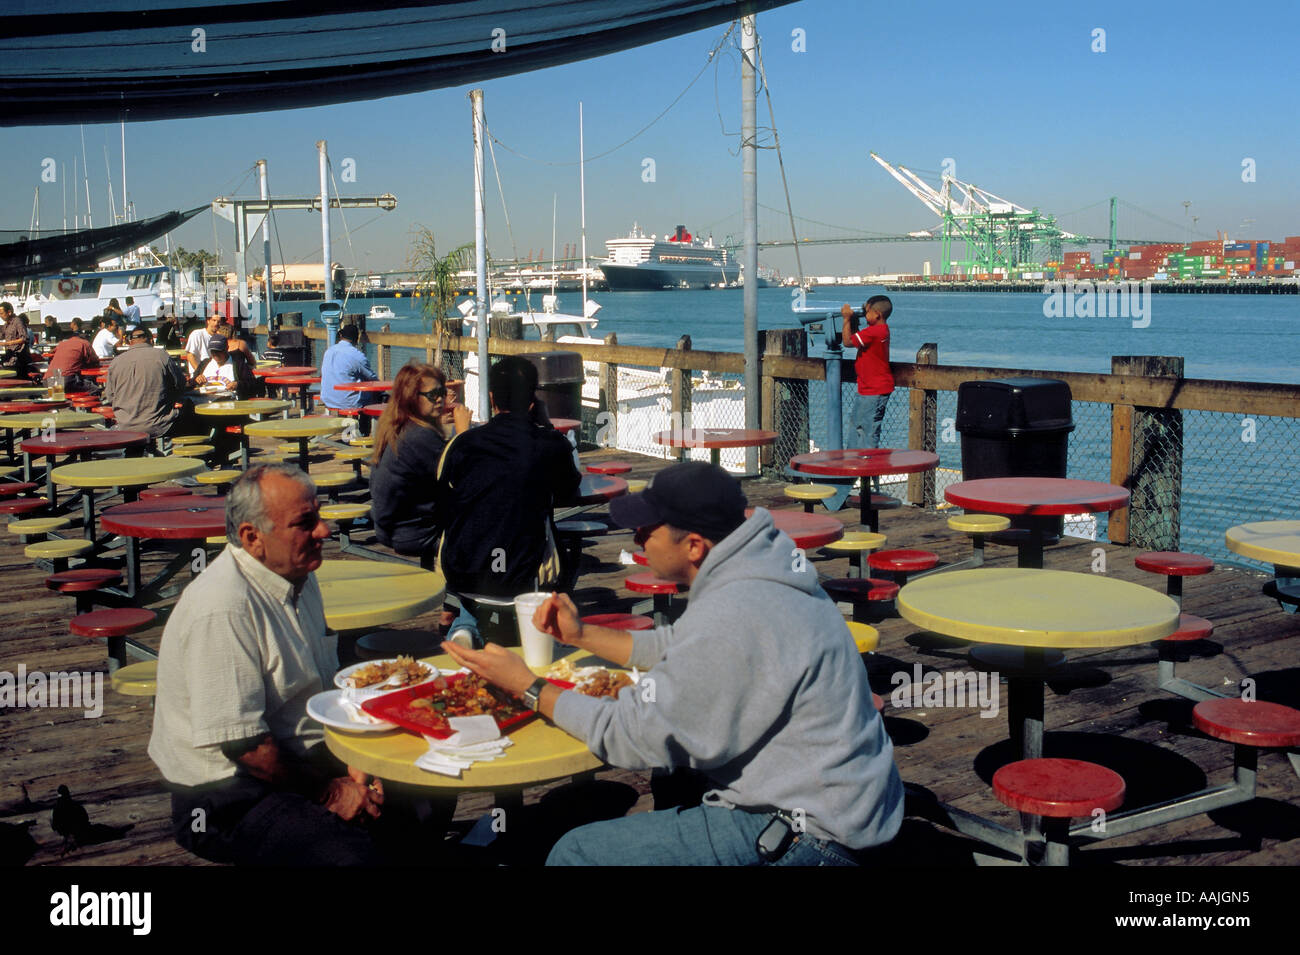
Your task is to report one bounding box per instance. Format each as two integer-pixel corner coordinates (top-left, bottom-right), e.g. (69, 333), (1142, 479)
(521, 350), (584, 423)
(956, 377), (1074, 534)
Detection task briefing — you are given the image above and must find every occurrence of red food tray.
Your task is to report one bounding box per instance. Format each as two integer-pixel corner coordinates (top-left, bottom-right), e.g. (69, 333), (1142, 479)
(361, 672), (540, 739)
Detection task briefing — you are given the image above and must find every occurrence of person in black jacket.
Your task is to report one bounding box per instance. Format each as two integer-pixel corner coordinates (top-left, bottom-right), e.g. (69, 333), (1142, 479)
(434, 356), (582, 644)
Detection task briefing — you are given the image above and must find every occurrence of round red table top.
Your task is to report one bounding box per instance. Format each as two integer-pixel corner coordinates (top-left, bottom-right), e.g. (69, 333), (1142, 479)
(0, 400), (67, 414)
(21, 429), (149, 456)
(253, 366), (317, 378)
(790, 448), (940, 478)
(751, 507), (845, 549)
(80, 367), (107, 378)
(334, 380), (393, 392)
(565, 474), (628, 505)
(654, 427), (777, 450)
(944, 478), (1130, 516)
(266, 375), (321, 385)
(625, 571), (682, 595)
(100, 495), (227, 540)
(550, 418), (581, 434)
(0, 380), (38, 389)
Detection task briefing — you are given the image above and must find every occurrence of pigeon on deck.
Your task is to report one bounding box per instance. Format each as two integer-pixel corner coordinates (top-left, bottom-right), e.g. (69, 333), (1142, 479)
(51, 785), (91, 856)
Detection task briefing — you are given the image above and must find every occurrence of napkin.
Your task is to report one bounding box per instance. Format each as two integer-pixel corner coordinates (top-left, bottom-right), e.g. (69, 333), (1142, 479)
(338, 690), (386, 726)
(414, 715), (514, 777)
(619, 549), (637, 565)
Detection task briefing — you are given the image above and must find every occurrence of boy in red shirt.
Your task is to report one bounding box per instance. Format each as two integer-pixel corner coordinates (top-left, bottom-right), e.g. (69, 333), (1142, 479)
(842, 295), (894, 450)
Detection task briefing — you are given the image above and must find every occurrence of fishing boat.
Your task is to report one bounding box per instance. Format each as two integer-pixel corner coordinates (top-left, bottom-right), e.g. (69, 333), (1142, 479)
(368, 304), (396, 322)
(7, 263), (169, 324)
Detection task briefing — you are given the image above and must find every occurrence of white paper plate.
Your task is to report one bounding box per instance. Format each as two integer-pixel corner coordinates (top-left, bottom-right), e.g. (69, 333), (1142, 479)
(306, 689), (397, 733)
(333, 658), (437, 691)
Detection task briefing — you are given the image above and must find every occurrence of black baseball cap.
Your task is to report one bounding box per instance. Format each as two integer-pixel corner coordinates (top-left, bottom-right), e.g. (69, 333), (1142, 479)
(208, 336), (229, 353)
(610, 461), (748, 543)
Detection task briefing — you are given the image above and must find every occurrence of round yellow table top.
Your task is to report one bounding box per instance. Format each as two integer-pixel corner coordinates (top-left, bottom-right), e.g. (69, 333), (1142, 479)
(166, 349), (187, 358)
(0, 387), (55, 400)
(1225, 521), (1300, 567)
(897, 568), (1179, 649)
(1, 409), (101, 429)
(195, 399), (293, 417)
(324, 649), (602, 789)
(315, 559), (445, 631)
(245, 417), (346, 440)
(51, 456), (203, 489)
(0, 369), (16, 379)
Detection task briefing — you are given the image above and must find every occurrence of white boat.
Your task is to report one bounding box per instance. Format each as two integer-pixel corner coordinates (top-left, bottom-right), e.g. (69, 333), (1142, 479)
(456, 294), (748, 468)
(6, 264), (169, 325)
(600, 224), (731, 290)
(368, 304), (397, 322)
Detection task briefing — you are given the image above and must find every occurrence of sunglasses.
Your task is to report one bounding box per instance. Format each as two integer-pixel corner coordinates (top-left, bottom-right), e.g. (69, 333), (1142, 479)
(633, 522), (664, 547)
(418, 387), (447, 402)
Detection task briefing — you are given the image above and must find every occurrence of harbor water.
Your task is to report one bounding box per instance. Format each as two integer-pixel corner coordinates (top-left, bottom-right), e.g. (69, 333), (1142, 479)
(322, 287), (1298, 568)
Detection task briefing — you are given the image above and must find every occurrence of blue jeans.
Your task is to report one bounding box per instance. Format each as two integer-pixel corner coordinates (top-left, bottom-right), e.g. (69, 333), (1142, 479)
(546, 804), (862, 866)
(851, 392), (889, 449)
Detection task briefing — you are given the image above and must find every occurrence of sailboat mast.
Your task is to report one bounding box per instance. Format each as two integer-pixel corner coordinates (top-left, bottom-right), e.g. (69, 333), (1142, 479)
(550, 194), (557, 295)
(80, 126), (93, 230)
(120, 121), (128, 223)
(579, 102), (588, 313)
(471, 89), (490, 423)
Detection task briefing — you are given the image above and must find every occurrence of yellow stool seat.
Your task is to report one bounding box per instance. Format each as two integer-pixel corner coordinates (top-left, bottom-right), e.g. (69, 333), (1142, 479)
(846, 621), (880, 654)
(110, 661), (157, 697)
(625, 479), (647, 494)
(277, 442), (314, 454)
(349, 436), (374, 447)
(8, 516), (72, 535)
(333, 448), (371, 462)
(170, 445), (214, 458)
(205, 535), (226, 546)
(169, 434), (208, 447)
(823, 531), (887, 553)
(784, 483), (837, 501)
(321, 503), (371, 521)
(25, 538), (94, 560)
(312, 472), (356, 488)
(948, 514), (1012, 534)
(194, 470), (237, 485)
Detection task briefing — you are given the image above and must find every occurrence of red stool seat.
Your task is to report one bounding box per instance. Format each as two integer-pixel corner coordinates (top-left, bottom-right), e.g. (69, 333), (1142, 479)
(1165, 612), (1213, 642)
(631, 551), (649, 566)
(1136, 551), (1214, 576)
(582, 613), (655, 631)
(69, 607), (157, 638)
(872, 692), (885, 713)
(822, 577), (900, 602)
(139, 486), (194, 500)
(992, 758), (1126, 817)
(46, 568), (123, 592)
(0, 498), (48, 516)
(93, 406), (115, 419)
(868, 549), (939, 573)
(586, 462), (632, 475)
(361, 406), (384, 418)
(625, 572), (681, 595)
(1192, 699), (1300, 749)
(0, 481), (39, 498)
(224, 425), (243, 435)
(336, 408), (363, 418)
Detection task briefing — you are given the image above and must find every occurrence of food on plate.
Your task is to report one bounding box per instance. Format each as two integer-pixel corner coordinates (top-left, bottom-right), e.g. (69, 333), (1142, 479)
(545, 660), (635, 698)
(342, 656), (431, 689)
(576, 669), (634, 699)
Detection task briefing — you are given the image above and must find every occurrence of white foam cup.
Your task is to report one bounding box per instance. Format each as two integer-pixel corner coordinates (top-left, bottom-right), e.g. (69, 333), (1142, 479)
(514, 591), (553, 669)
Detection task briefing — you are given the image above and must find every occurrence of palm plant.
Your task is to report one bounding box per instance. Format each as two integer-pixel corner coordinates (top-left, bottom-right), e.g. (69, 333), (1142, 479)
(407, 227), (473, 369)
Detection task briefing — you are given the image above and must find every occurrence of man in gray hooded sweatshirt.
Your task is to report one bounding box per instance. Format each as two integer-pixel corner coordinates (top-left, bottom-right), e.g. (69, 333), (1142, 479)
(443, 461), (903, 865)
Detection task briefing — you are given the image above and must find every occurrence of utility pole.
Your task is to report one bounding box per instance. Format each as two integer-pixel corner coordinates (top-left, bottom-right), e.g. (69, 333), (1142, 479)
(741, 13), (759, 475)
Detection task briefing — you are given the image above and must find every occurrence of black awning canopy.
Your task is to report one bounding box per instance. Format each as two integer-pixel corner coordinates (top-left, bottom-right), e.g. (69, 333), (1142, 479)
(1, 0), (795, 126)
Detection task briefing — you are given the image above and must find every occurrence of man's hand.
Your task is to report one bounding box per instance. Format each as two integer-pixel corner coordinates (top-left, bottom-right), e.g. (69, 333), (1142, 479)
(441, 641), (537, 697)
(320, 768), (383, 822)
(535, 592), (583, 646)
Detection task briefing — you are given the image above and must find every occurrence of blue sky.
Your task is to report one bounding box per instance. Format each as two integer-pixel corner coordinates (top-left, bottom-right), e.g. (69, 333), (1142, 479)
(4, 0), (1298, 277)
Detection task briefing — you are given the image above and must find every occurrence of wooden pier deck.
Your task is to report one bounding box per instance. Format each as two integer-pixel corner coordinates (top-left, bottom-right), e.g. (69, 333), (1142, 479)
(2, 446), (1298, 867)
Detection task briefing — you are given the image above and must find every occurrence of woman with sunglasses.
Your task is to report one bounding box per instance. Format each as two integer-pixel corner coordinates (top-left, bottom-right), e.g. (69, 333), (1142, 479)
(369, 362), (468, 558)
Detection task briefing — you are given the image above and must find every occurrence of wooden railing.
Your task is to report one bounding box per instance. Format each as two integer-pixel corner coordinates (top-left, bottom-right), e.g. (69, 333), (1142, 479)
(280, 323), (1300, 550)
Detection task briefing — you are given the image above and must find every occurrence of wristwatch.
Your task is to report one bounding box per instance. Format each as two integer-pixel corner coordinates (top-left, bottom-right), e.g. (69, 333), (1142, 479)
(522, 677), (549, 712)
